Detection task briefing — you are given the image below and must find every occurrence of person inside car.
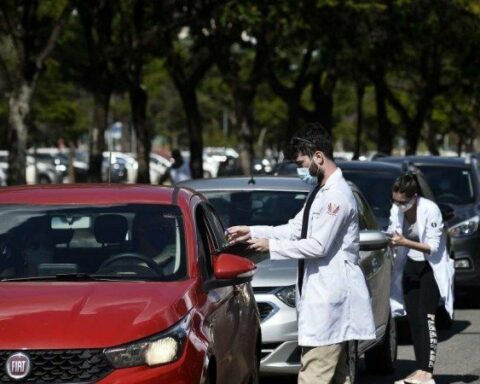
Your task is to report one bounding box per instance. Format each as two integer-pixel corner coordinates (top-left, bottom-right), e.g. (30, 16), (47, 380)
(387, 174), (454, 384)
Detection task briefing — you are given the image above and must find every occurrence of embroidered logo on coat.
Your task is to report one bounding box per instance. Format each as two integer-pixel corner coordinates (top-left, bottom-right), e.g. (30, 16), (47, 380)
(327, 203), (340, 216)
(431, 222), (437, 228)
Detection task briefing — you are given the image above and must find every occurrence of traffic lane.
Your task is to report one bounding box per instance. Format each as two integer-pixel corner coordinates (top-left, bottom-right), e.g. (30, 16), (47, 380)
(261, 293), (480, 384)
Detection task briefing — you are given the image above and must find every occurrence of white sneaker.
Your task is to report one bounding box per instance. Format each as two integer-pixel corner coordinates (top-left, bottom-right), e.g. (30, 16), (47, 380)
(404, 379), (435, 384)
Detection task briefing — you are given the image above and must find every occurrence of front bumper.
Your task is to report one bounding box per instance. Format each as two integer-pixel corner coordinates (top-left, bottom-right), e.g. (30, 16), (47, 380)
(255, 292), (300, 375)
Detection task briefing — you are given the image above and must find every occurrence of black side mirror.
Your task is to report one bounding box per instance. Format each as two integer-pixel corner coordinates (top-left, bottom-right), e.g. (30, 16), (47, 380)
(438, 203), (455, 222)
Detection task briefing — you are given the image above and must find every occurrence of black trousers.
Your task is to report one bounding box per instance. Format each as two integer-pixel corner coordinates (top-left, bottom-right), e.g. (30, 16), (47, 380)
(403, 258), (440, 373)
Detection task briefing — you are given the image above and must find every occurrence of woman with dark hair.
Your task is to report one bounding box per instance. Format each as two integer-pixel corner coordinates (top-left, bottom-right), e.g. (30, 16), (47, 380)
(387, 174), (454, 384)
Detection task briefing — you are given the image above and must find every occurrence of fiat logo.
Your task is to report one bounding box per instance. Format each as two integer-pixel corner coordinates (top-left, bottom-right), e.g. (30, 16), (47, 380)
(5, 352), (31, 380)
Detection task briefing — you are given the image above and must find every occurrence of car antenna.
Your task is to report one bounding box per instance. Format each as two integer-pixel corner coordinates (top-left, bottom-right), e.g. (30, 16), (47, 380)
(108, 151), (112, 184)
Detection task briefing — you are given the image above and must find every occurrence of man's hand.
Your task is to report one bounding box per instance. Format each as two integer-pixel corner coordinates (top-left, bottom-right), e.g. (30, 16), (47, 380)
(247, 238), (269, 252)
(226, 225), (251, 243)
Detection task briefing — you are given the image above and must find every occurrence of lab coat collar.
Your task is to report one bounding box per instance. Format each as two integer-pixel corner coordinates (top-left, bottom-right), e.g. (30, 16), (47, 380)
(320, 168), (343, 191)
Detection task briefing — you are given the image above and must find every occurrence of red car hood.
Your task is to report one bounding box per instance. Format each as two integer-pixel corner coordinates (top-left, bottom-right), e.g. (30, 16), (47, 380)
(0, 280), (197, 349)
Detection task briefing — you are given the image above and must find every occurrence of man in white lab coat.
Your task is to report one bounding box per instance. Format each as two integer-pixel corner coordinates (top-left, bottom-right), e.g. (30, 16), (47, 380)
(228, 123), (375, 383)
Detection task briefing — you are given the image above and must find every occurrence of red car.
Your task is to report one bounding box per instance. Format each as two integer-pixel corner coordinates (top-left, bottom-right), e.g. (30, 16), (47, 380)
(0, 185), (260, 384)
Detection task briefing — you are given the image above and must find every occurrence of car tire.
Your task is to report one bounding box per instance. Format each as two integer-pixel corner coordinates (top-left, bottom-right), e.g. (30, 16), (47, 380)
(365, 313), (397, 374)
(347, 340), (357, 384)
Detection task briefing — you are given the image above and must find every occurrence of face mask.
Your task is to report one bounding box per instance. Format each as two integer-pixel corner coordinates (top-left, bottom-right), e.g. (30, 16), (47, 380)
(297, 167), (318, 185)
(398, 197), (415, 213)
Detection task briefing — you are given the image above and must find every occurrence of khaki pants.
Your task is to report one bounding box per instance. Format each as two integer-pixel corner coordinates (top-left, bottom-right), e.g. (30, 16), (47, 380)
(298, 342), (351, 384)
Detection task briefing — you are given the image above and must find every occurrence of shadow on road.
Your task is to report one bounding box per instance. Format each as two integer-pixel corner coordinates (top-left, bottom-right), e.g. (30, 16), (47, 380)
(434, 374), (480, 384)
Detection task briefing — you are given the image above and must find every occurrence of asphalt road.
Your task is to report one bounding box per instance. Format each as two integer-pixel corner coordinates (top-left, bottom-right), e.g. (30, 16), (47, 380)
(261, 292), (480, 384)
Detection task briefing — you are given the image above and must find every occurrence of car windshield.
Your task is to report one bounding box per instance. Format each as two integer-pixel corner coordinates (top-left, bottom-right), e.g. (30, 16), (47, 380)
(417, 165), (475, 205)
(0, 204), (186, 282)
(203, 190), (308, 228)
(342, 170), (398, 221)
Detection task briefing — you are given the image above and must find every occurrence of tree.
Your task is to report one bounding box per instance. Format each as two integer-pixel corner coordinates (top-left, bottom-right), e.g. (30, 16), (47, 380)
(73, 0), (118, 182)
(0, 0), (72, 184)
(212, 1), (269, 174)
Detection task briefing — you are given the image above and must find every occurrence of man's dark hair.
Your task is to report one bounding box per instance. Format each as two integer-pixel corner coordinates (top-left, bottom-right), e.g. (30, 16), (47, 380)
(286, 122), (334, 160)
(392, 173), (418, 198)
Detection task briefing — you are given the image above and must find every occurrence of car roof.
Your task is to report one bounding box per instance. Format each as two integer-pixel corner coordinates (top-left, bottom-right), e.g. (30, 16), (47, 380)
(0, 184), (195, 206)
(179, 176), (312, 192)
(337, 160), (403, 172)
(179, 175), (362, 195)
(381, 156), (471, 167)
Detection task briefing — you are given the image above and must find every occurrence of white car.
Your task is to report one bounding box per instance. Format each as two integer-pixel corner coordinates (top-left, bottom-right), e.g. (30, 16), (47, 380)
(102, 152), (138, 183)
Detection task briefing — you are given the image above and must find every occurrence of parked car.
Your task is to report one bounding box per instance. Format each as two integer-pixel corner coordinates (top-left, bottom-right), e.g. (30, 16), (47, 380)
(336, 161), (437, 230)
(0, 150), (60, 184)
(0, 184), (260, 383)
(180, 176), (396, 380)
(379, 156), (480, 290)
(103, 152), (138, 183)
(101, 153), (129, 183)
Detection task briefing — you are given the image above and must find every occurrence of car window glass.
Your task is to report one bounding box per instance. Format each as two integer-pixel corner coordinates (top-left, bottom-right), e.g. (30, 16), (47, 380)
(342, 170), (397, 221)
(203, 191), (308, 228)
(203, 205), (229, 251)
(353, 192), (368, 230)
(195, 206), (215, 277)
(354, 192), (378, 230)
(0, 204), (186, 281)
(417, 165), (475, 205)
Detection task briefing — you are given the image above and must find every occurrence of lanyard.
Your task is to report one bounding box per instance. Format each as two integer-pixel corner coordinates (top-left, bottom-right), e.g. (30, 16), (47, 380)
(298, 184), (321, 296)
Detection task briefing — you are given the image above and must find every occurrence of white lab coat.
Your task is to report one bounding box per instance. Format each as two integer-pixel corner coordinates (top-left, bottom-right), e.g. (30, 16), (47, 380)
(250, 169), (376, 347)
(388, 196), (455, 319)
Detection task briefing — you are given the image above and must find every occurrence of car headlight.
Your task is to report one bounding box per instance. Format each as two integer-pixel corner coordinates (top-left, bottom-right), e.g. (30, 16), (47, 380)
(449, 216), (479, 237)
(104, 313), (190, 368)
(275, 285), (296, 307)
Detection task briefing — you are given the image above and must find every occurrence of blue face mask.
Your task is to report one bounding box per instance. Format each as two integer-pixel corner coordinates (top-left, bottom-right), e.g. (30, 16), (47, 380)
(297, 167), (318, 185)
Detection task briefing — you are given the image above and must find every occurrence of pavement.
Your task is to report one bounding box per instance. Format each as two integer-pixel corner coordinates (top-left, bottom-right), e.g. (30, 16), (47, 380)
(261, 292), (480, 384)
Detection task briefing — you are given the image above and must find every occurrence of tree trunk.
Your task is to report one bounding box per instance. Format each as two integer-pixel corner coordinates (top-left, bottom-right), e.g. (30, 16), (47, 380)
(374, 80), (393, 155)
(233, 86), (255, 175)
(88, 91), (110, 182)
(426, 115), (440, 156)
(7, 83), (33, 185)
(129, 84), (150, 184)
(178, 86), (204, 179)
(405, 123), (421, 155)
(353, 84), (365, 160)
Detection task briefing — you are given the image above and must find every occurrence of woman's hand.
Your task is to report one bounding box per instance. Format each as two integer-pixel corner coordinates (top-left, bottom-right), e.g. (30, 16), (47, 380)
(226, 226), (251, 243)
(390, 231), (407, 247)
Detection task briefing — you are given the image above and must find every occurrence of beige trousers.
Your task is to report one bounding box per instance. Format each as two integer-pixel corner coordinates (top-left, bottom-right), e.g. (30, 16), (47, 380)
(298, 342), (351, 384)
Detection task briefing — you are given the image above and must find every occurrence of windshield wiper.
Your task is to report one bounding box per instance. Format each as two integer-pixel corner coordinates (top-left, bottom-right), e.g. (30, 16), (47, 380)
(1, 273), (113, 282)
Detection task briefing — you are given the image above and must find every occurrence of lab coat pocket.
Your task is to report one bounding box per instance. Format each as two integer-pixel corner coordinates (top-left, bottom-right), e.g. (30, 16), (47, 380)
(313, 267), (347, 305)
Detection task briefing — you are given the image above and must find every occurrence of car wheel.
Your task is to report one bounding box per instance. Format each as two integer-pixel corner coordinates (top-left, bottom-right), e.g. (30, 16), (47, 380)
(347, 340), (357, 384)
(365, 313), (397, 374)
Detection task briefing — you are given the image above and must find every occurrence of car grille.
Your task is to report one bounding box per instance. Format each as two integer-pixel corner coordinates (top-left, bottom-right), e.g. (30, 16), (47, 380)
(0, 349), (113, 383)
(260, 342), (282, 360)
(257, 302), (275, 321)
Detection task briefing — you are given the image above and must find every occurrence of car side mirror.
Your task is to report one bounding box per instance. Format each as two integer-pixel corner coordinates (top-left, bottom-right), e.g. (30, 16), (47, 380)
(360, 230), (389, 251)
(438, 203), (455, 222)
(210, 253), (256, 288)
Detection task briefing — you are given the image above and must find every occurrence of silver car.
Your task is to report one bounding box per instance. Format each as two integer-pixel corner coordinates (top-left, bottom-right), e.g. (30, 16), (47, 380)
(180, 176), (397, 381)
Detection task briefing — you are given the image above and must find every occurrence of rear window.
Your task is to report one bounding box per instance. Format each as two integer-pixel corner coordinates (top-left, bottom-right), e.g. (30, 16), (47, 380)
(417, 165), (475, 205)
(342, 170), (398, 221)
(0, 204), (186, 282)
(203, 191), (308, 228)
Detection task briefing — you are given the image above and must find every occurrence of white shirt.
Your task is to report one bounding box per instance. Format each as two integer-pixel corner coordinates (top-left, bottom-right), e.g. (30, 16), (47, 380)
(388, 197), (455, 318)
(403, 220), (425, 261)
(170, 162), (191, 184)
(250, 168), (376, 347)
